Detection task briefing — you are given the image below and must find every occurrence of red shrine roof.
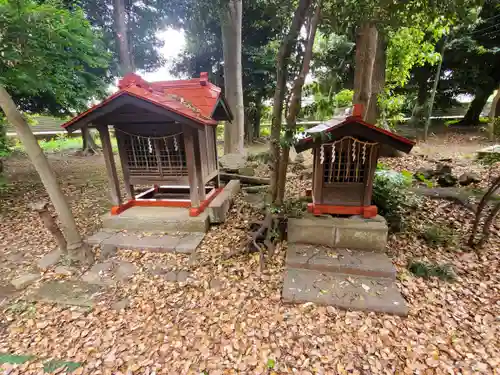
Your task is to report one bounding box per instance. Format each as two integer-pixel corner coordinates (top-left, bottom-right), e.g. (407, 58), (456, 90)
(295, 104), (415, 153)
(61, 72), (231, 131)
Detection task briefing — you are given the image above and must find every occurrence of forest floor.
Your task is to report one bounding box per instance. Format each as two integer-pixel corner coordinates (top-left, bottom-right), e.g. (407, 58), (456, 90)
(0, 131), (499, 374)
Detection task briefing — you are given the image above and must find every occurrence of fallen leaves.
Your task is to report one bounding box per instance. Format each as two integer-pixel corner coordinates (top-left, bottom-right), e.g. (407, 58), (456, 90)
(0, 139), (499, 374)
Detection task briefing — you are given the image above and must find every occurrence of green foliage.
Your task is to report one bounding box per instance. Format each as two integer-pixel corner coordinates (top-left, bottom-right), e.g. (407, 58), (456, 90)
(372, 170), (420, 231)
(0, 117), (9, 158)
(0, 353), (35, 365)
(491, 117), (500, 139)
(0, 0), (111, 114)
(445, 117), (489, 126)
(335, 89), (354, 108)
(43, 360), (82, 373)
(267, 358), (276, 369)
(421, 225), (459, 248)
(408, 260), (456, 281)
(281, 197), (309, 218)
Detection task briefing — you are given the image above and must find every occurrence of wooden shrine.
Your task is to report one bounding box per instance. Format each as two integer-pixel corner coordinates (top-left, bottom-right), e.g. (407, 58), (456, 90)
(294, 105), (414, 218)
(61, 72), (232, 216)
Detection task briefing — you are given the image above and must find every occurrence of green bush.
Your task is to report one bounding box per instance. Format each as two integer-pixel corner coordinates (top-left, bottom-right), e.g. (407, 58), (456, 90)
(372, 170), (420, 232)
(421, 225), (458, 248)
(408, 260), (455, 281)
(334, 89), (354, 108)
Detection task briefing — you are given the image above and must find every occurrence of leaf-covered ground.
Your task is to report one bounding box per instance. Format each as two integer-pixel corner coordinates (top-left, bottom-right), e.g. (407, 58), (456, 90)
(0, 133), (499, 374)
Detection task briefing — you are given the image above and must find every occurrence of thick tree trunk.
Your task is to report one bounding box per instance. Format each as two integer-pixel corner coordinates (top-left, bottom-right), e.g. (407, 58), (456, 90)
(276, 3), (321, 205)
(113, 0), (133, 74)
(488, 87), (500, 140)
(221, 0), (244, 154)
(461, 85), (495, 126)
(270, 0), (313, 202)
(0, 85), (92, 264)
(353, 22), (378, 118)
(365, 33), (386, 125)
(81, 126), (100, 155)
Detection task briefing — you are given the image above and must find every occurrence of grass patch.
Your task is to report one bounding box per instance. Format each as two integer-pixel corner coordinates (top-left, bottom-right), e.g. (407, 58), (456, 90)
(43, 360), (82, 373)
(408, 260), (456, 281)
(0, 353), (35, 364)
(421, 225), (459, 248)
(12, 134), (118, 154)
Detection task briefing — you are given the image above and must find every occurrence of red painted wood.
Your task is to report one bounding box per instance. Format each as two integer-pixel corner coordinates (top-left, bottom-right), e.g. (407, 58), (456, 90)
(307, 203), (378, 218)
(110, 188), (224, 217)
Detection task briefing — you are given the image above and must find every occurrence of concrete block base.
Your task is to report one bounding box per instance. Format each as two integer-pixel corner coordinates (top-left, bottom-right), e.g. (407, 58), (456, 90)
(208, 180), (241, 223)
(101, 206), (209, 233)
(288, 213), (388, 251)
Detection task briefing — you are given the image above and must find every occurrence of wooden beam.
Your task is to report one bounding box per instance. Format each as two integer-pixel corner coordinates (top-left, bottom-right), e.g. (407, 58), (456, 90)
(184, 126), (200, 207)
(193, 129), (206, 201)
(213, 125), (221, 188)
(98, 125), (122, 206)
(115, 131), (135, 199)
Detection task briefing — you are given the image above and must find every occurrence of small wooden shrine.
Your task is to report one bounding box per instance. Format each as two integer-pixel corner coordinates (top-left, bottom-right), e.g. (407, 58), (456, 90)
(61, 72), (232, 216)
(294, 105), (414, 218)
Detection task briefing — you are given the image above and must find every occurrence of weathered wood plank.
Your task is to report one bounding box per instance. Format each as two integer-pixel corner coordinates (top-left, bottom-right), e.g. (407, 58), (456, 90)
(98, 125), (122, 206)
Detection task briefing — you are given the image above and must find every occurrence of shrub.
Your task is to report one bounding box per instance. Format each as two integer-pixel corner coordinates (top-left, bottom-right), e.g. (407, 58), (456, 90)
(421, 225), (458, 248)
(372, 170), (420, 232)
(408, 260), (455, 281)
(334, 89), (354, 108)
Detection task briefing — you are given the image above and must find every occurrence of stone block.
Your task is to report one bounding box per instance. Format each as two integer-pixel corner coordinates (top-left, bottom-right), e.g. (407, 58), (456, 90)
(208, 179), (241, 223)
(11, 273), (40, 290)
(282, 268), (408, 316)
(27, 280), (101, 307)
(288, 214), (388, 251)
(175, 233), (204, 254)
(85, 231), (114, 245)
(115, 262), (137, 281)
(37, 249), (62, 269)
(286, 244), (396, 279)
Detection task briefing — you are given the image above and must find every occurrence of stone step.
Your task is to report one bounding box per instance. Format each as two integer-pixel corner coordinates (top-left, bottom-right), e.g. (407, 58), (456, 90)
(288, 214), (388, 251)
(282, 268), (408, 316)
(101, 206), (209, 233)
(286, 243), (396, 279)
(86, 230), (205, 255)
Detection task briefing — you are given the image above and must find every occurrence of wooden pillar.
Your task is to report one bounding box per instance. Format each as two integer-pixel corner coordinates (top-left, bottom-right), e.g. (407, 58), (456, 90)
(98, 125), (122, 206)
(312, 148), (323, 204)
(363, 144), (379, 206)
(115, 130), (134, 199)
(213, 125), (221, 188)
(193, 130), (206, 201)
(184, 126), (200, 207)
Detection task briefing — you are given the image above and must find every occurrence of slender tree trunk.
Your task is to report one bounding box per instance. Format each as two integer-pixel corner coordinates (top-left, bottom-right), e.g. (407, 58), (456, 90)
(113, 0), (133, 74)
(365, 32), (386, 125)
(81, 126), (100, 155)
(276, 2), (321, 205)
(270, 0), (313, 202)
(221, 0), (244, 154)
(254, 98), (262, 139)
(353, 22), (378, 118)
(0, 85), (92, 263)
(424, 37), (446, 141)
(488, 88), (500, 140)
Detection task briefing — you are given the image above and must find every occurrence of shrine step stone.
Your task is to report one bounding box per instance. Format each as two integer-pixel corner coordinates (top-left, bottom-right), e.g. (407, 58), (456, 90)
(288, 214), (388, 251)
(283, 268), (408, 316)
(286, 243), (396, 279)
(101, 206), (210, 233)
(86, 231), (204, 254)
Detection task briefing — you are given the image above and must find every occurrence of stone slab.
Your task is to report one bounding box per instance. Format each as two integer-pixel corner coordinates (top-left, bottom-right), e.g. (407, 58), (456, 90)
(286, 244), (396, 279)
(85, 231), (114, 246)
(288, 214), (388, 251)
(27, 280), (102, 307)
(101, 206), (210, 233)
(208, 180), (241, 223)
(37, 249), (62, 269)
(283, 268), (408, 316)
(11, 273), (40, 290)
(97, 231), (204, 254)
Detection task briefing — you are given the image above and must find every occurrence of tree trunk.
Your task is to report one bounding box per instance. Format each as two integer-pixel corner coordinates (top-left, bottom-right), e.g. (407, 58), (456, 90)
(424, 37), (446, 141)
(30, 201), (67, 252)
(276, 3), (321, 205)
(0, 85), (92, 264)
(113, 0), (133, 74)
(81, 126), (100, 155)
(270, 0), (313, 202)
(254, 98), (262, 139)
(460, 85), (495, 126)
(353, 22), (378, 118)
(365, 32), (386, 125)
(221, 0), (244, 154)
(488, 87), (500, 140)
